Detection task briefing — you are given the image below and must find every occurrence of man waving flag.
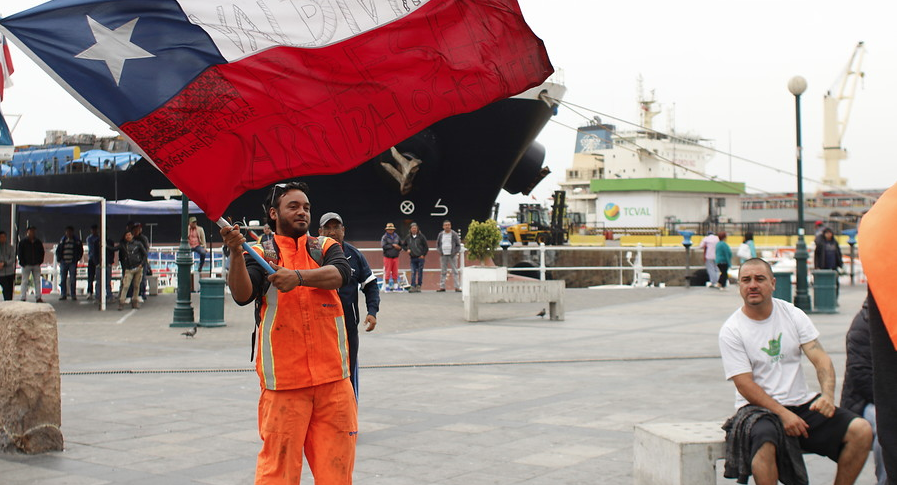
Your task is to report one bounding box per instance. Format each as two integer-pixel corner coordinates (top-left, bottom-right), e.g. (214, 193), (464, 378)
(0, 0), (553, 219)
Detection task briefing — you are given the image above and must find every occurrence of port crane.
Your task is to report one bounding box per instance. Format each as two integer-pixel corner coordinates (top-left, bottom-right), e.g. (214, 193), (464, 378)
(822, 42), (865, 188)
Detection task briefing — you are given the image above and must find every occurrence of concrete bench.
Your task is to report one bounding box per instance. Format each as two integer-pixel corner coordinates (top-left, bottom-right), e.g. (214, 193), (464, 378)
(464, 280), (565, 322)
(633, 422), (725, 485)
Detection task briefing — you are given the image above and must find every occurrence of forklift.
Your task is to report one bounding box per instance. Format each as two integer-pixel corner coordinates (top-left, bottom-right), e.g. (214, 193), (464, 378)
(505, 190), (568, 245)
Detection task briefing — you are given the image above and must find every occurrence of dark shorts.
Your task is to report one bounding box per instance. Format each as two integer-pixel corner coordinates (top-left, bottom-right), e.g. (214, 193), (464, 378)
(750, 395), (860, 462)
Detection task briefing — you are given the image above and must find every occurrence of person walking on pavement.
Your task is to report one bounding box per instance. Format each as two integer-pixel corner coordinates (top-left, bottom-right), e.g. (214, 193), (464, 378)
(86, 225), (100, 300)
(381, 222), (402, 292)
(436, 219), (461, 292)
(188, 216), (208, 272)
(118, 230), (146, 310)
(699, 231), (720, 288)
(56, 225), (83, 300)
(402, 222), (428, 292)
(220, 181), (356, 483)
(319, 211), (380, 399)
(716, 231), (732, 289)
(18, 226), (45, 303)
(0, 231), (16, 301)
(127, 222), (150, 302)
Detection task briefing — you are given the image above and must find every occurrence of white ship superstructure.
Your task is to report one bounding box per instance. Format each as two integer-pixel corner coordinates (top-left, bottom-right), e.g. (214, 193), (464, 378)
(560, 87), (716, 226)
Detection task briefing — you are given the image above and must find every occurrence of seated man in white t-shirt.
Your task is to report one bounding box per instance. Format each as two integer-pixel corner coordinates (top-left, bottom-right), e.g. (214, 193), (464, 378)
(719, 258), (873, 485)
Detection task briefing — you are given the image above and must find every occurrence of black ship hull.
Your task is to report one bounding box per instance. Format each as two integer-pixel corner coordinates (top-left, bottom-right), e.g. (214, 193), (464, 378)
(2, 85), (562, 243)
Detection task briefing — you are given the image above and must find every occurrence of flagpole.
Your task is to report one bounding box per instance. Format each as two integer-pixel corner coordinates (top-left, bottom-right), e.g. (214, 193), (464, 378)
(215, 218), (275, 274)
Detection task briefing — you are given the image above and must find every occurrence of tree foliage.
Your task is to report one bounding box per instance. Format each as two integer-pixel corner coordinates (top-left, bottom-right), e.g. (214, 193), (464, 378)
(464, 219), (502, 262)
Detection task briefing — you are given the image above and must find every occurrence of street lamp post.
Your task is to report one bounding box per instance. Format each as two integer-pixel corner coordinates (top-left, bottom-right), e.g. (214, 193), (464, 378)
(171, 194), (195, 326)
(788, 76), (812, 311)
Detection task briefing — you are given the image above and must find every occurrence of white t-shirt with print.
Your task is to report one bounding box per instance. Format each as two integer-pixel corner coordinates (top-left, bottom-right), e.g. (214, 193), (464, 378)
(718, 298), (820, 409)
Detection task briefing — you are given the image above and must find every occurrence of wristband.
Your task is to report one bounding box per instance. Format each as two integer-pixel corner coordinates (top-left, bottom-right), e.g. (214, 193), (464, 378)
(294, 269), (304, 287)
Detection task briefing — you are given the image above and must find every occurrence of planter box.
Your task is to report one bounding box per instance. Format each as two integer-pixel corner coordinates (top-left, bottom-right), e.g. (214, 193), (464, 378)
(461, 266), (507, 299)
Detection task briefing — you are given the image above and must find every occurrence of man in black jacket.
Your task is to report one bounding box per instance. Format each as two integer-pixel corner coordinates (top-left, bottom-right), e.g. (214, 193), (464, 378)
(319, 212), (380, 399)
(18, 226), (45, 303)
(842, 300), (888, 484)
(402, 222), (428, 292)
(56, 226), (83, 301)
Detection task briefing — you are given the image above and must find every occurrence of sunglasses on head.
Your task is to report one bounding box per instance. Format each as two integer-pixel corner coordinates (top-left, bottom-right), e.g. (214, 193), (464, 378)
(267, 183), (288, 210)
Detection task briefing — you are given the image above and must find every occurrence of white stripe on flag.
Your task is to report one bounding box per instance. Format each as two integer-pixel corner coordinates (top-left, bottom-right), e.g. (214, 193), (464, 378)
(179, 0), (430, 62)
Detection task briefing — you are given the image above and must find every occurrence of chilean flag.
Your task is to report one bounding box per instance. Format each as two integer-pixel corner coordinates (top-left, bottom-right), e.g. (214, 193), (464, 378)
(0, 0), (553, 219)
(0, 33), (13, 101)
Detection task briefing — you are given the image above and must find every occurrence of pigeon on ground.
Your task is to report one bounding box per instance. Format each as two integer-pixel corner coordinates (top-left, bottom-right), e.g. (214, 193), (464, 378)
(181, 325), (198, 338)
(537, 308), (546, 319)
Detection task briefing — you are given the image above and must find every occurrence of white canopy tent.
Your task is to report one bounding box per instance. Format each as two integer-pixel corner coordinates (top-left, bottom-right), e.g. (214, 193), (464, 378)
(0, 189), (109, 310)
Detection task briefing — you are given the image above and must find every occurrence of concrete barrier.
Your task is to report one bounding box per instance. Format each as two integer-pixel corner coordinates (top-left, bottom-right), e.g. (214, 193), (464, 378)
(464, 280), (564, 322)
(633, 422), (725, 485)
(0, 302), (64, 454)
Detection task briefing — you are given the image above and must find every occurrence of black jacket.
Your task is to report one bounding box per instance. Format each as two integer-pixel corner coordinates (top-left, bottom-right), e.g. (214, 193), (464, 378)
(338, 242), (380, 328)
(17, 238), (45, 266)
(723, 405), (807, 485)
(118, 239), (147, 270)
(402, 232), (429, 258)
(813, 238), (843, 270)
(56, 235), (84, 263)
(841, 300), (873, 415)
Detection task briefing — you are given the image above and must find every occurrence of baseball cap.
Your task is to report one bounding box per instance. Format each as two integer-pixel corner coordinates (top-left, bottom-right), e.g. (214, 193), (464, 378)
(319, 212), (343, 227)
(385, 222), (396, 230)
(188, 216), (197, 223)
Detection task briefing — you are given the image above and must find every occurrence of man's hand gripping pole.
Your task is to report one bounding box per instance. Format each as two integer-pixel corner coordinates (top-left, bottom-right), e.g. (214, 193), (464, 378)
(216, 218), (275, 274)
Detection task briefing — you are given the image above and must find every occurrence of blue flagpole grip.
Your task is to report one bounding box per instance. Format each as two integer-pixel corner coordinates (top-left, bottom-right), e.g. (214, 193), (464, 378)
(216, 218), (275, 274)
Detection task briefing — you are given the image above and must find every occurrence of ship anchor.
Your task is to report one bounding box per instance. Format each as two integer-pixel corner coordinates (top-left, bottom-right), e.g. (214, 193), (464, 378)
(381, 147), (422, 195)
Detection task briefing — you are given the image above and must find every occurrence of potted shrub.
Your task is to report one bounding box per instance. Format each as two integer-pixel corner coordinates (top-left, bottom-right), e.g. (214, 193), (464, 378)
(464, 219), (502, 265)
(462, 219), (507, 296)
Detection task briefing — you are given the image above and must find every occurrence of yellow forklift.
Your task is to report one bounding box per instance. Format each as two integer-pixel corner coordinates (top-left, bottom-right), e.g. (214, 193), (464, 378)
(505, 190), (568, 245)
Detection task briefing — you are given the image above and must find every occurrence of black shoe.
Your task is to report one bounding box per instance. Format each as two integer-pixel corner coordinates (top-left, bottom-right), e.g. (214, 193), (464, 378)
(59, 296), (67, 301)
(455, 289), (462, 292)
(436, 288), (445, 292)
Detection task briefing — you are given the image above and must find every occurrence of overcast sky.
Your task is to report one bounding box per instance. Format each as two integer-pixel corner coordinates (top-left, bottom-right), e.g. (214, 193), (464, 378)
(3, 0), (895, 217)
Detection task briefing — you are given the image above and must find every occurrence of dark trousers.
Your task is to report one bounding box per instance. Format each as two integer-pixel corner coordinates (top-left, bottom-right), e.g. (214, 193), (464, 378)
(868, 292), (897, 481)
(347, 324), (359, 400)
(410, 257), (425, 287)
(0, 274), (14, 300)
(86, 260), (97, 295)
(95, 265), (113, 300)
(60, 261), (77, 297)
(718, 263), (730, 287)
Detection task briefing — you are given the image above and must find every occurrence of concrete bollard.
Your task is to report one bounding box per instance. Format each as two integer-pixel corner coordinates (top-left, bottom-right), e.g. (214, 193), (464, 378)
(0, 302), (64, 454)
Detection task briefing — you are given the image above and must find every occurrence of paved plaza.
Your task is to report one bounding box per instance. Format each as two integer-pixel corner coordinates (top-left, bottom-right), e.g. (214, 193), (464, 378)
(0, 283), (878, 484)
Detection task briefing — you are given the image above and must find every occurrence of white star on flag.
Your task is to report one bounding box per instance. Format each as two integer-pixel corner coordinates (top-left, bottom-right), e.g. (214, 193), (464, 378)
(75, 16), (155, 85)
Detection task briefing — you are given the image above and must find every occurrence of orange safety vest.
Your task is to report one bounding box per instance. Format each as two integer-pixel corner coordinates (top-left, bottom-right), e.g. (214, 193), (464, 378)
(251, 233), (350, 391)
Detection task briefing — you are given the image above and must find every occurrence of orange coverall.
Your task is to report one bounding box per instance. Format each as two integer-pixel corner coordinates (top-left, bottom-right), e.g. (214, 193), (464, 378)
(241, 234), (357, 484)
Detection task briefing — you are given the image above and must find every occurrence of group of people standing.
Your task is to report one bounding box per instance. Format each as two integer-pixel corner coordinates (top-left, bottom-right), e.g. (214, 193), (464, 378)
(0, 222), (151, 308)
(699, 225), (841, 290)
(380, 220), (461, 292)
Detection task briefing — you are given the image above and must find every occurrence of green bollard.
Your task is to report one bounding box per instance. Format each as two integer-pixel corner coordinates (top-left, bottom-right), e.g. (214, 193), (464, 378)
(813, 270), (838, 314)
(198, 278), (226, 327)
(773, 272), (792, 303)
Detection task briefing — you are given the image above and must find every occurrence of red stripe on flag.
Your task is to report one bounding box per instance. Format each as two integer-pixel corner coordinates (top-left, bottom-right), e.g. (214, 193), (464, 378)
(1, 35), (14, 101)
(120, 0), (552, 219)
(860, 183), (897, 350)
